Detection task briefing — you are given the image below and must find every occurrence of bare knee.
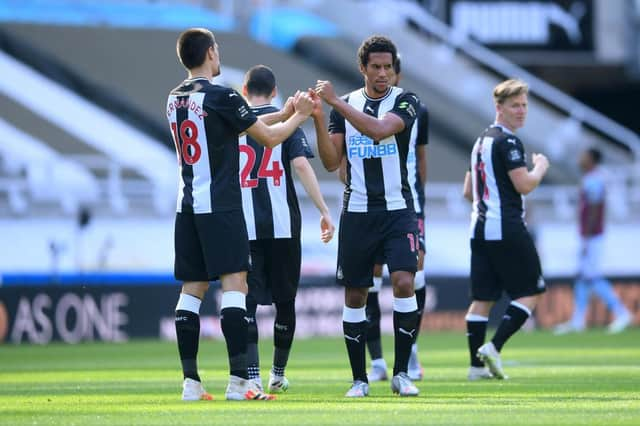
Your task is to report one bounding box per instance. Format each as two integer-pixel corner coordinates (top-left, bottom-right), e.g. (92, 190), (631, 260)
(181, 281), (209, 299)
(513, 295), (540, 312)
(417, 250), (425, 271)
(391, 271), (415, 298)
(373, 264), (384, 278)
(345, 287), (368, 308)
(468, 300), (494, 318)
(220, 271), (248, 294)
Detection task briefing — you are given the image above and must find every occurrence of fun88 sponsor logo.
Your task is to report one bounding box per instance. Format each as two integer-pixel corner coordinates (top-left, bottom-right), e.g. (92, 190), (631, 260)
(347, 135), (397, 159)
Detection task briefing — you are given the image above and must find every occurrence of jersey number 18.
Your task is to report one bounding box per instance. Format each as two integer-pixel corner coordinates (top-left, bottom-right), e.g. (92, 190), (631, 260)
(171, 120), (202, 165)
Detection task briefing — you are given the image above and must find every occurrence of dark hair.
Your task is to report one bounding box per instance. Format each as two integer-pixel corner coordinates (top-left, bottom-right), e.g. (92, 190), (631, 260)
(587, 147), (603, 164)
(176, 28), (215, 69)
(244, 65), (276, 97)
(394, 55), (401, 75)
(357, 35), (397, 68)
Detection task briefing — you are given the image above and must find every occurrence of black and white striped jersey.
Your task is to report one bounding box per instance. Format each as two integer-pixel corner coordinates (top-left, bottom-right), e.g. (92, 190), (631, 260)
(240, 104), (314, 240)
(328, 87), (420, 213)
(166, 78), (257, 214)
(469, 124), (528, 240)
(407, 104), (429, 215)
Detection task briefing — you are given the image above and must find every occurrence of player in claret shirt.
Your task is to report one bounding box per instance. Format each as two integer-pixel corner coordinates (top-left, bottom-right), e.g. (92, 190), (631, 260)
(554, 148), (632, 335)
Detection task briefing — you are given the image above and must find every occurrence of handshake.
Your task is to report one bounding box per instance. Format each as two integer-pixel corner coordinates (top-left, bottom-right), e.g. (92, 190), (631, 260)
(280, 80), (339, 121)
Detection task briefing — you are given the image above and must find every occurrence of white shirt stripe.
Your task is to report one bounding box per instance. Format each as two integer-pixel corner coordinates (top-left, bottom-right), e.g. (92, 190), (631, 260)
(406, 118), (420, 214)
(239, 135), (257, 239)
(265, 144), (292, 239)
(470, 136), (503, 240)
(187, 93), (212, 214)
(344, 87), (408, 213)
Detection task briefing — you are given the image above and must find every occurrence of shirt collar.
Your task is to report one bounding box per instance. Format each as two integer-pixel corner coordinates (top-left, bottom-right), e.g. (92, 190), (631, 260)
(492, 122), (515, 135)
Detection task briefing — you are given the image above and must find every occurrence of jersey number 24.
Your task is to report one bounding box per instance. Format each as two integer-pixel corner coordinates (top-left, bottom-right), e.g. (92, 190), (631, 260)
(239, 145), (283, 188)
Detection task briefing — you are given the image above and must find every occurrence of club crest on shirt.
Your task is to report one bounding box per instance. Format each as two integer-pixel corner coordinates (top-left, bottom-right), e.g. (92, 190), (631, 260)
(509, 148), (521, 161)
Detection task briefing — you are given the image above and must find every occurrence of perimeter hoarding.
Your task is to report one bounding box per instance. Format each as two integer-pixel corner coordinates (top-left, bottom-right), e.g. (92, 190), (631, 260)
(0, 275), (637, 343)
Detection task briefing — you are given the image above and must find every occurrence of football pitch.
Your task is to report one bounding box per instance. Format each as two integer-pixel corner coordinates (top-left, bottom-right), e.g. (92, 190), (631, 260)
(1, 330), (638, 425)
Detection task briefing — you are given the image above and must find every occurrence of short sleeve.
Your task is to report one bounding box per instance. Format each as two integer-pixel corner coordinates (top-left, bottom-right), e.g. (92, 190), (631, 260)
(388, 91), (420, 131)
(285, 128), (314, 161)
(328, 108), (346, 135)
(205, 88), (257, 133)
(416, 104), (429, 146)
(583, 175), (605, 202)
(497, 136), (527, 171)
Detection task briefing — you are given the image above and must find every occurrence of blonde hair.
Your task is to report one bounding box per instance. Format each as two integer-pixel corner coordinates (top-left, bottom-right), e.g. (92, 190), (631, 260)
(493, 79), (528, 104)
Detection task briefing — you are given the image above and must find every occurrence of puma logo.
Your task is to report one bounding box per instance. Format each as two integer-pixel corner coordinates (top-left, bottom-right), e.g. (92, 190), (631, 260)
(344, 334), (361, 343)
(365, 105), (374, 113)
(399, 328), (416, 338)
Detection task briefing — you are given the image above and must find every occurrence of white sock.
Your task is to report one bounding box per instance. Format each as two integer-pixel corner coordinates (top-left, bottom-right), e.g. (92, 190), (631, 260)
(393, 295), (418, 313)
(342, 306), (366, 323)
(371, 276), (383, 292)
(176, 293), (201, 314)
(414, 270), (425, 290)
(371, 358), (387, 368)
(220, 291), (246, 311)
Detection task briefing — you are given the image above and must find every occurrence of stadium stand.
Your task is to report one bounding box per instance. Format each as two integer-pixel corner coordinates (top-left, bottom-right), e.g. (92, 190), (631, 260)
(0, 0), (637, 277)
(0, 116), (99, 215)
(0, 45), (175, 216)
(307, 0), (639, 176)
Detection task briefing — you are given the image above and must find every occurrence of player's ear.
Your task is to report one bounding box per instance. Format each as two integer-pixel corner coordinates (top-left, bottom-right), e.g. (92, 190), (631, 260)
(359, 63), (366, 75)
(271, 87), (277, 99)
(242, 85), (248, 97)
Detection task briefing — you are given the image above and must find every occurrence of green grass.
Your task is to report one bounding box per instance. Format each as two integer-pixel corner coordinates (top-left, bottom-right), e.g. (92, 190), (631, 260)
(1, 330), (639, 425)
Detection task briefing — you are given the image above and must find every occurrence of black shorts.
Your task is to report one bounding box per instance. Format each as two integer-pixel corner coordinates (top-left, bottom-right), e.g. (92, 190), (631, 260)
(470, 229), (546, 301)
(247, 238), (301, 305)
(417, 214), (426, 253)
(373, 250), (386, 266)
(337, 209), (418, 288)
(174, 211), (250, 282)
(373, 212), (425, 265)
